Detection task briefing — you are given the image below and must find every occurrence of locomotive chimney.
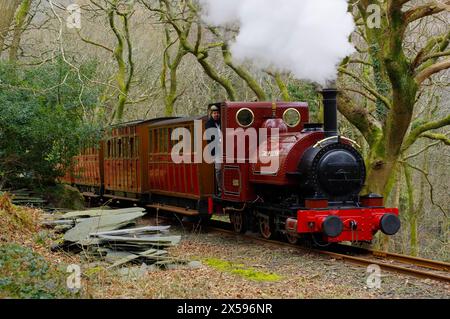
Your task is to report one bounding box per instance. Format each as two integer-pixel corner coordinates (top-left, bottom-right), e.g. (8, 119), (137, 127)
(320, 88), (339, 137)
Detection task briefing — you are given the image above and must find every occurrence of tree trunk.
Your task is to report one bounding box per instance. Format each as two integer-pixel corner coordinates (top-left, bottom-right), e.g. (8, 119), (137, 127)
(272, 73), (291, 101)
(409, 215), (418, 256)
(0, 0), (22, 54)
(9, 0), (32, 63)
(364, 149), (399, 198)
(161, 25), (187, 117)
(404, 162), (420, 256)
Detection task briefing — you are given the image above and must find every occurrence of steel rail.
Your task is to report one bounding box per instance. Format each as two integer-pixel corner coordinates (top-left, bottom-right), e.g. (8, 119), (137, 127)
(207, 220), (450, 284)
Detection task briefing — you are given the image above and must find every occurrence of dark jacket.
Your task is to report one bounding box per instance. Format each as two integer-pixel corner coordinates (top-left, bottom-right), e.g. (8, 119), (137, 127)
(205, 117), (221, 156)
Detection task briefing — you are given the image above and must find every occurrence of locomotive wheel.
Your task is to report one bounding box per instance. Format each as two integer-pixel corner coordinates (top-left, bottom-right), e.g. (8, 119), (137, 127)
(229, 212), (247, 233)
(259, 215), (275, 240)
(285, 232), (299, 245)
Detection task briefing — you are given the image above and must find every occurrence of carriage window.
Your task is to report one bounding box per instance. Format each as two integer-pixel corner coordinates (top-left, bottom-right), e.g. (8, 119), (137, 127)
(148, 129), (153, 154)
(159, 129), (163, 153)
(163, 128), (168, 153)
(135, 138), (139, 157)
(236, 108), (255, 127)
(283, 108), (301, 127)
(107, 141), (111, 158)
(125, 137), (131, 158)
(159, 128), (166, 153)
(168, 128), (172, 150)
(128, 137), (131, 158)
(164, 128), (168, 153)
(118, 138), (122, 158)
(130, 137), (134, 158)
(124, 137), (129, 158)
(177, 130), (184, 155)
(190, 125), (194, 153)
(154, 129), (159, 153)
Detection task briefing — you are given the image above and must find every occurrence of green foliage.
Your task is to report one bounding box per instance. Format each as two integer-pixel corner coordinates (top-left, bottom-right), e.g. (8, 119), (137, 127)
(0, 243), (75, 299)
(288, 82), (321, 122)
(0, 59), (103, 187)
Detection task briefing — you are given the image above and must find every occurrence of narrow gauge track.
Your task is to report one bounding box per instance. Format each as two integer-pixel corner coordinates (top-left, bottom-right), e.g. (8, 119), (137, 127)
(206, 219), (450, 284)
(84, 202), (450, 285)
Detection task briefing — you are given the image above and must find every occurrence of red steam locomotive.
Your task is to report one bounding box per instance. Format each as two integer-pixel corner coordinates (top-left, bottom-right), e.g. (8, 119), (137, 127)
(62, 89), (400, 244)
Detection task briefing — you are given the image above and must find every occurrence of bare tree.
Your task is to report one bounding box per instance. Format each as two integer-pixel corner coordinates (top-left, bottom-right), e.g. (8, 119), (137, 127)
(338, 0), (450, 199)
(0, 0), (22, 54)
(141, 0), (284, 102)
(78, 0), (136, 122)
(9, 0), (33, 62)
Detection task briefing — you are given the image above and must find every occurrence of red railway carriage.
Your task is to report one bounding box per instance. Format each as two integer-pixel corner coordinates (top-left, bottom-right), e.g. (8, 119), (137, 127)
(61, 145), (103, 195)
(146, 116), (215, 215)
(75, 146), (103, 189)
(103, 120), (146, 201)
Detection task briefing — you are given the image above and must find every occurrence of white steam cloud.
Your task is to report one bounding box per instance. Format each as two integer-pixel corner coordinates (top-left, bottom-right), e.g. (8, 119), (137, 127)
(199, 0), (355, 84)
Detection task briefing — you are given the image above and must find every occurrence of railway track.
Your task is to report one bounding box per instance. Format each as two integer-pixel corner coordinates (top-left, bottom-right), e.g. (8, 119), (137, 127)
(105, 205), (450, 285)
(205, 219), (450, 285)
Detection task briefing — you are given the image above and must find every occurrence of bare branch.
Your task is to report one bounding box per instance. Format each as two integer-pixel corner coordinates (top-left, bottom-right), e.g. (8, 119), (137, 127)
(341, 87), (377, 103)
(337, 89), (382, 146)
(402, 114), (450, 151)
(415, 58), (450, 84)
(339, 67), (392, 109)
(404, 1), (449, 25)
(403, 141), (441, 160)
(76, 30), (113, 53)
(420, 132), (450, 145)
(402, 161), (448, 217)
(413, 30), (450, 69)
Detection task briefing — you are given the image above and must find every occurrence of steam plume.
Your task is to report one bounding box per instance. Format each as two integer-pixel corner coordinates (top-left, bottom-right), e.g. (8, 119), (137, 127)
(199, 0), (355, 84)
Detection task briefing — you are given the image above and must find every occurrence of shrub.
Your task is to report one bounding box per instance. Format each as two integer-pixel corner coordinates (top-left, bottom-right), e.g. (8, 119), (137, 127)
(0, 59), (103, 188)
(0, 243), (75, 299)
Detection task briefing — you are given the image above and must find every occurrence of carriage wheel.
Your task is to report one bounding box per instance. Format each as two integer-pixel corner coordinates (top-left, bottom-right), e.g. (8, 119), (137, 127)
(285, 232), (299, 245)
(259, 215), (275, 239)
(229, 212), (247, 233)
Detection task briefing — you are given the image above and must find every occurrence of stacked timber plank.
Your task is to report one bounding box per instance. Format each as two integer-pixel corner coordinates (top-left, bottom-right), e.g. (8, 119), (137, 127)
(42, 207), (186, 269)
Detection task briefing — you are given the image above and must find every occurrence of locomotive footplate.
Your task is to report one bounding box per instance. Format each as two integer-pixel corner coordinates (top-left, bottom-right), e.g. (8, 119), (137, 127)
(286, 207), (400, 242)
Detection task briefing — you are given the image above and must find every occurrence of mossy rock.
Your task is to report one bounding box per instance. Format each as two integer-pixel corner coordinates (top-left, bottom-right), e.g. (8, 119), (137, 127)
(204, 258), (282, 282)
(41, 184), (85, 210)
